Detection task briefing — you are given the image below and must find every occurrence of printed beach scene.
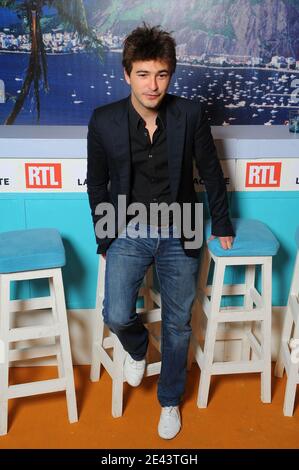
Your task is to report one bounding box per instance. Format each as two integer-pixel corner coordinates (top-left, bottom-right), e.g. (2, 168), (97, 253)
(0, 0), (299, 126)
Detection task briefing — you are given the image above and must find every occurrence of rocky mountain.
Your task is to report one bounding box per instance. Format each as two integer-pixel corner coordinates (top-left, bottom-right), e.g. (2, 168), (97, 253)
(85, 0), (299, 59)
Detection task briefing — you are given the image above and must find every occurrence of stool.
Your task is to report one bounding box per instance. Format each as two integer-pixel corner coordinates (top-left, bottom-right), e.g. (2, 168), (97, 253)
(0, 228), (78, 435)
(275, 227), (299, 416)
(191, 218), (279, 408)
(90, 256), (162, 417)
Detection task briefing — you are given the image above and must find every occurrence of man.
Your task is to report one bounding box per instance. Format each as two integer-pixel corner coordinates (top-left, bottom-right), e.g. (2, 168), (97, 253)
(87, 24), (234, 440)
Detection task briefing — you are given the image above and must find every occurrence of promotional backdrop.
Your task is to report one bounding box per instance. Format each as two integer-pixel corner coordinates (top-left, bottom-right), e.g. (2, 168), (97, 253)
(0, 0), (299, 125)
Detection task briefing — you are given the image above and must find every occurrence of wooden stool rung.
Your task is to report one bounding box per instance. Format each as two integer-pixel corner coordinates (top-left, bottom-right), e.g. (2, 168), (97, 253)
(9, 296), (53, 313)
(9, 324), (61, 342)
(9, 344), (58, 362)
(8, 378), (67, 399)
(212, 360), (264, 375)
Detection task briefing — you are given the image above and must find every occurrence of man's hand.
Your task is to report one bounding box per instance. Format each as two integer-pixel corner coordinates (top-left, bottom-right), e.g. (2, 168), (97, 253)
(208, 235), (234, 250)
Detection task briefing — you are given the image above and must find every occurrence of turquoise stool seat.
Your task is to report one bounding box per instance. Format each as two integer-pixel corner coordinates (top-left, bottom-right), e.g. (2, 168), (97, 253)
(205, 218), (279, 257)
(295, 226), (299, 249)
(0, 228), (65, 273)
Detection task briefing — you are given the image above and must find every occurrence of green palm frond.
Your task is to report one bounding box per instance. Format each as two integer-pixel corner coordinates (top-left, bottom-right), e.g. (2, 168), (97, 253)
(49, 0), (89, 31)
(49, 0), (103, 57)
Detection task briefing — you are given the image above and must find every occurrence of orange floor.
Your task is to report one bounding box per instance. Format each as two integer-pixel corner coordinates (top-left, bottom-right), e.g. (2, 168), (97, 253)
(0, 364), (298, 449)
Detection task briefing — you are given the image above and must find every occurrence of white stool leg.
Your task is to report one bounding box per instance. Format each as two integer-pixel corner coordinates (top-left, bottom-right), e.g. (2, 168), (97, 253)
(0, 275), (10, 436)
(53, 269), (78, 423)
(112, 336), (125, 418)
(197, 257), (225, 408)
(283, 321), (299, 416)
(274, 306), (293, 378)
(275, 253), (299, 378)
(49, 277), (64, 378)
(90, 310), (105, 382)
(283, 368), (298, 416)
(261, 258), (272, 403)
(192, 246), (212, 367)
(242, 265), (256, 360)
(90, 256), (106, 381)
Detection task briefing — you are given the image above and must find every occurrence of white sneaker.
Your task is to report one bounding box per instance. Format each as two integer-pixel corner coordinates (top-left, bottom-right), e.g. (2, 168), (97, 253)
(158, 406), (181, 440)
(124, 353), (146, 387)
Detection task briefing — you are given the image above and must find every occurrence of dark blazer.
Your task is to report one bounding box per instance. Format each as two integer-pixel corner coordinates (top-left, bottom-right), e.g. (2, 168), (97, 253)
(87, 93), (234, 258)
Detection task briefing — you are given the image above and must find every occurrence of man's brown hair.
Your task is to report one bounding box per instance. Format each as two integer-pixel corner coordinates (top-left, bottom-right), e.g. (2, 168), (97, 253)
(122, 23), (176, 75)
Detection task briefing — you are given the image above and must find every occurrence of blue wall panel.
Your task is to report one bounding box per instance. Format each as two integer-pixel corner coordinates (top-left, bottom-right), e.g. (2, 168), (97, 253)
(0, 194), (98, 308)
(0, 191), (298, 308)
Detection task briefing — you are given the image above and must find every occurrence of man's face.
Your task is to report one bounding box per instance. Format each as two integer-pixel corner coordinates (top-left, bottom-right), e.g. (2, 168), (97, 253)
(124, 59), (172, 113)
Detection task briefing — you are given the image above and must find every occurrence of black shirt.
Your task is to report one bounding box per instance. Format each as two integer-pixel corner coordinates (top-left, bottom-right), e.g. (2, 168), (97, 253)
(128, 99), (173, 227)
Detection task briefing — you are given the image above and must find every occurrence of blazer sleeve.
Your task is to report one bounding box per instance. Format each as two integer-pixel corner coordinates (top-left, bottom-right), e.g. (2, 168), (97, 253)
(193, 106), (235, 237)
(87, 110), (112, 254)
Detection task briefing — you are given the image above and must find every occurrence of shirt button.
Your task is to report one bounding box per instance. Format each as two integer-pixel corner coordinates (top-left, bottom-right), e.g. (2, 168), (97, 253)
(153, 198), (158, 202)
(149, 154), (152, 158)
(151, 178), (155, 183)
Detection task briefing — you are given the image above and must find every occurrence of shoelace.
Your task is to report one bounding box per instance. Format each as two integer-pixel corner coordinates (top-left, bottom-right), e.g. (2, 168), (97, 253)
(128, 357), (145, 369)
(162, 406), (177, 416)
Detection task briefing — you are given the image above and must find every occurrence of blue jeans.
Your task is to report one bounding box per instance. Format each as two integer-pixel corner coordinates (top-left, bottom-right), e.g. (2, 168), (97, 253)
(103, 222), (200, 407)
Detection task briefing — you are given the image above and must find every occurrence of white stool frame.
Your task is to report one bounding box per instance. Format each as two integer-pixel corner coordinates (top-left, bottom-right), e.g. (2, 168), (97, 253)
(191, 245), (273, 408)
(275, 252), (299, 416)
(0, 267), (78, 435)
(90, 257), (162, 417)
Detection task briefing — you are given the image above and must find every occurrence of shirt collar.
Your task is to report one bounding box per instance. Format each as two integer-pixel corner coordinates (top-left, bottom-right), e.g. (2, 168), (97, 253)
(128, 97), (166, 130)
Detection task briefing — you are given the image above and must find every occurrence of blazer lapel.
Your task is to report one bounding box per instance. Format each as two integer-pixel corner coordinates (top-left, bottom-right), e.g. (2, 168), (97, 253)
(112, 98), (131, 198)
(166, 96), (186, 200)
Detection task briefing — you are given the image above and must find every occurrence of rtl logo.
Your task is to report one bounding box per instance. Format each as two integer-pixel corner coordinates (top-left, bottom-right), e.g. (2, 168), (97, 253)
(25, 163), (62, 189)
(246, 162), (282, 187)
